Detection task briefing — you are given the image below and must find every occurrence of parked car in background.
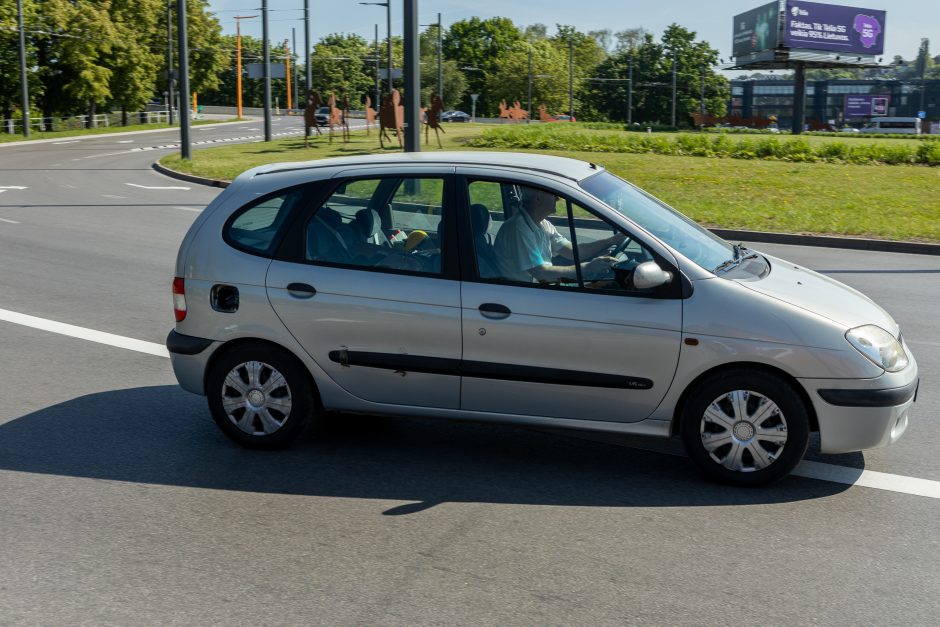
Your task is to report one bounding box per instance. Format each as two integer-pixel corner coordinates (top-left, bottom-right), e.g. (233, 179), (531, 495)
(314, 106), (330, 126)
(866, 117), (921, 134)
(167, 152), (918, 487)
(552, 114), (577, 122)
(441, 110), (471, 122)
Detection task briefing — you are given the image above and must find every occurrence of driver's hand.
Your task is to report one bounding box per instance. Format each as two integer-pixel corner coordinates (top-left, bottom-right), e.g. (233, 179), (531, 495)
(585, 256), (616, 278)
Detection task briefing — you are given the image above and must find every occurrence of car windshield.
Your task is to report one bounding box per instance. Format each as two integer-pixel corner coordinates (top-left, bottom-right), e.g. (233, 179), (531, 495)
(580, 170), (735, 273)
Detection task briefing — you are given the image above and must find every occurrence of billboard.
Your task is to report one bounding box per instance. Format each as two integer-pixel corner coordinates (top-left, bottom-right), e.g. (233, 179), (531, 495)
(733, 2), (781, 57)
(845, 94), (889, 118)
(783, 1), (886, 55)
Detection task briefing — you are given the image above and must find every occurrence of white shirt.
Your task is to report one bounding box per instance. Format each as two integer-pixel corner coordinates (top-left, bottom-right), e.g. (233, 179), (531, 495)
(493, 209), (570, 282)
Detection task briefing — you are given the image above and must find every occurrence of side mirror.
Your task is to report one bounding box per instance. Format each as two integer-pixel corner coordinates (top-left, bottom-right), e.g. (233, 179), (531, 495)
(632, 261), (672, 290)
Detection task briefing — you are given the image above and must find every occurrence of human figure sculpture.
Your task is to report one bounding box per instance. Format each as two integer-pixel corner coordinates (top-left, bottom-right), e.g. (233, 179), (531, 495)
(364, 95), (377, 135)
(379, 90), (404, 149)
(425, 94), (446, 148)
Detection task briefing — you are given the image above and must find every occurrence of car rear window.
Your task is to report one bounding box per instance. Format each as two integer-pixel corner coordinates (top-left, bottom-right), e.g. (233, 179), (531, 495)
(224, 190), (302, 256)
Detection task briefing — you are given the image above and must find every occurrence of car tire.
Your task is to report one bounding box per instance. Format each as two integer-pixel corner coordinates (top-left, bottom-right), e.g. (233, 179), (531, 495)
(206, 343), (318, 449)
(680, 369), (810, 486)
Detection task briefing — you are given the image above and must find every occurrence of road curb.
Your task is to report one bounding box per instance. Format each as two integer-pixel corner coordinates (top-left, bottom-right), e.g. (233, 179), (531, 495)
(150, 160), (940, 256)
(152, 162), (230, 188)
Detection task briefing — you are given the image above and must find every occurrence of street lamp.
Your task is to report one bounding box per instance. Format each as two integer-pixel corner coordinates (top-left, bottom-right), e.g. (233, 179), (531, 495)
(234, 15), (258, 119)
(421, 14), (443, 103)
(16, 0), (29, 137)
(360, 2), (392, 95)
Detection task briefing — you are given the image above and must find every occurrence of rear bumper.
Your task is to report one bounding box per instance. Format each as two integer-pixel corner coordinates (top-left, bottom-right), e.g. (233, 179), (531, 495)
(800, 357), (919, 454)
(166, 330), (219, 396)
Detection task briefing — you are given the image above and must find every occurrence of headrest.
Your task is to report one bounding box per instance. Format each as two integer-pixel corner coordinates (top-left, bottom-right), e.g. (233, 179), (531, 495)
(353, 208), (381, 238)
(470, 203), (491, 235)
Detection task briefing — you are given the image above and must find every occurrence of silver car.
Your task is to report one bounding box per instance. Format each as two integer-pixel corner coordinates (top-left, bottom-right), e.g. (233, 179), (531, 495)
(167, 152), (918, 486)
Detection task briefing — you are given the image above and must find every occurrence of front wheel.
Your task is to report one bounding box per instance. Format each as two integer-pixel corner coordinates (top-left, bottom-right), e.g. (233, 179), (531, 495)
(206, 344), (317, 449)
(680, 370), (810, 486)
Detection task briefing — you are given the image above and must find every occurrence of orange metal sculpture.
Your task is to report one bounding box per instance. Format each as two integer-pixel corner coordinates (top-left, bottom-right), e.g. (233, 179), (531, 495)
(327, 93), (349, 143)
(379, 90), (404, 149)
(509, 100), (528, 121)
(425, 94), (446, 148)
(364, 96), (377, 135)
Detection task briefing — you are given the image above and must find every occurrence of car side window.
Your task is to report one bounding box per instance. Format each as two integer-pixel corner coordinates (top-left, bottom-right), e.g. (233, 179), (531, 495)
(225, 189), (302, 256)
(305, 177), (446, 275)
(468, 180), (662, 294)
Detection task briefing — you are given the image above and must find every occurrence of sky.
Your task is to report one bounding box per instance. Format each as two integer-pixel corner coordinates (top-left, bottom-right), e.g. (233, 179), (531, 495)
(207, 0), (938, 74)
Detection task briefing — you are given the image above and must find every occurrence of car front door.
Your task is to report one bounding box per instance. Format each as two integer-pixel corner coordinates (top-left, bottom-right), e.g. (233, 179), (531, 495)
(458, 173), (683, 423)
(266, 169), (462, 409)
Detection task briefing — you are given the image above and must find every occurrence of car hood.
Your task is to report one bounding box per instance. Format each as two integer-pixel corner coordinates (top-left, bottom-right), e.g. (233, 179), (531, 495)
(736, 253), (899, 335)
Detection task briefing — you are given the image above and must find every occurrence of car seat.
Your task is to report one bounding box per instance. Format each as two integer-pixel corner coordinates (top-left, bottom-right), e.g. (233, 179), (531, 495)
(470, 203), (500, 279)
(306, 206), (352, 262)
(352, 209), (389, 246)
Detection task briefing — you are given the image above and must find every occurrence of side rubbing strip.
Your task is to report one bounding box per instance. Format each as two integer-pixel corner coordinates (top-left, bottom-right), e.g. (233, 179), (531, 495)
(327, 350), (653, 390)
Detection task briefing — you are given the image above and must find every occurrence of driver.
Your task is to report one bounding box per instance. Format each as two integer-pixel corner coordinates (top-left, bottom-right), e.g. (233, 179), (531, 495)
(493, 186), (624, 284)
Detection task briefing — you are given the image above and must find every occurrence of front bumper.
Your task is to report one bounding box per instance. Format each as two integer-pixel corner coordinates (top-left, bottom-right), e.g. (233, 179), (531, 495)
(800, 354), (919, 454)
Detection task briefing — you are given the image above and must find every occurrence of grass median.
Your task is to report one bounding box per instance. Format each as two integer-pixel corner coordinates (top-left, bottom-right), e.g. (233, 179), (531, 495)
(159, 123), (940, 243)
(0, 118), (238, 144)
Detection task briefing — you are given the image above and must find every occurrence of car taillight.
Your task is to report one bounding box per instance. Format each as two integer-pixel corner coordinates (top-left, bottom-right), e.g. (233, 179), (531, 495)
(172, 277), (187, 322)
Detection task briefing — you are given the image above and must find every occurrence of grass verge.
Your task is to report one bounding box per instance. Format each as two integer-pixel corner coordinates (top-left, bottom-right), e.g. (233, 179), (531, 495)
(159, 123), (940, 243)
(0, 118), (239, 144)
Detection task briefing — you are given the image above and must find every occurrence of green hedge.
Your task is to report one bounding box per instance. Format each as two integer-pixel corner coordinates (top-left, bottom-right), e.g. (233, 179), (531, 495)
(467, 125), (940, 166)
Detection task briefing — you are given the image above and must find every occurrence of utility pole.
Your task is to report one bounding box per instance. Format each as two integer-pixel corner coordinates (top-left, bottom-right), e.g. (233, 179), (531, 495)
(262, 0), (272, 141)
(527, 47), (532, 121)
(360, 3), (393, 95)
(671, 48), (677, 128)
(403, 0), (420, 151)
(568, 38), (574, 119)
(234, 15), (257, 119)
(166, 1), (174, 125)
(700, 63), (706, 116)
(285, 39), (292, 110)
(16, 0), (29, 137)
(627, 57), (633, 126)
(292, 28), (299, 111)
(177, 0), (191, 159)
(437, 12), (443, 103)
(374, 24), (381, 107)
(304, 0), (311, 93)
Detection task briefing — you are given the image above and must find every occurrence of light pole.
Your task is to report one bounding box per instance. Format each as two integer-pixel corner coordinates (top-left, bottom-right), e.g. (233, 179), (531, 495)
(436, 13), (443, 102)
(374, 24), (381, 107)
(671, 48), (677, 128)
(166, 1), (174, 125)
(16, 0), (29, 137)
(262, 0), (271, 141)
(627, 57), (633, 125)
(360, 2), (392, 94)
(234, 15), (257, 119)
(403, 0), (419, 152)
(177, 0), (191, 159)
(568, 38), (574, 119)
(700, 63), (706, 117)
(527, 47), (532, 121)
(304, 0), (311, 93)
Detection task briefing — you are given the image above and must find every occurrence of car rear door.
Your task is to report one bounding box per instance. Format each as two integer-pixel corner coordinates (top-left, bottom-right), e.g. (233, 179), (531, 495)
(266, 167), (463, 409)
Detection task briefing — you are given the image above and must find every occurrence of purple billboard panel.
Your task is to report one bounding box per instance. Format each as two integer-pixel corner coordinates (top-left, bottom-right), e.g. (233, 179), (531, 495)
(845, 95), (890, 118)
(784, 1), (886, 55)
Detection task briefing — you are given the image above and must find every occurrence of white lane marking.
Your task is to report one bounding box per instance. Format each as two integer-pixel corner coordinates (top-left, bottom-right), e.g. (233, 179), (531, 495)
(174, 206), (202, 212)
(793, 461), (940, 499)
(126, 183), (190, 190)
(0, 308), (168, 358)
(907, 339), (940, 348)
(1, 305), (937, 498)
(53, 140), (81, 145)
(0, 190), (5, 194)
(102, 194), (128, 199)
(0, 217), (20, 224)
(0, 186), (28, 190)
(116, 140), (134, 143)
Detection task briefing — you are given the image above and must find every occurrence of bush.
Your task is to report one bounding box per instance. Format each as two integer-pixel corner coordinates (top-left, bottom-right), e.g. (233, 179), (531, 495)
(465, 124), (936, 167)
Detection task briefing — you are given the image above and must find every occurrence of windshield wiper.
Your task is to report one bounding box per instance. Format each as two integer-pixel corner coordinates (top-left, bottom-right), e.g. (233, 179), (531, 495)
(714, 244), (759, 274)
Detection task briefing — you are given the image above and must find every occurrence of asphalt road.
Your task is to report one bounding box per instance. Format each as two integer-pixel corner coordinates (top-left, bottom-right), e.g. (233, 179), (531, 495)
(1, 120), (938, 624)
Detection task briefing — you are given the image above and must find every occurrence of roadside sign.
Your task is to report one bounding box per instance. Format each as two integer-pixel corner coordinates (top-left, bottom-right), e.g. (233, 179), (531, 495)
(918, 111), (926, 119)
(247, 63), (286, 79)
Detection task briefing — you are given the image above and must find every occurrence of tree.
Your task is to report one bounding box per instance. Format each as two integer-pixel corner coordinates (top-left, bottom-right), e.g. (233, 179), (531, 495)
(0, 0), (42, 126)
(485, 39), (570, 116)
(443, 17), (523, 113)
(309, 33), (374, 101)
(581, 25), (728, 125)
(615, 28), (649, 52)
(107, 0), (162, 122)
(419, 27), (467, 108)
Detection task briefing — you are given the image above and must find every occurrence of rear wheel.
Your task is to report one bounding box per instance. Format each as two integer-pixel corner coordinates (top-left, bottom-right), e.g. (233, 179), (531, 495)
(680, 370), (810, 486)
(206, 344), (317, 449)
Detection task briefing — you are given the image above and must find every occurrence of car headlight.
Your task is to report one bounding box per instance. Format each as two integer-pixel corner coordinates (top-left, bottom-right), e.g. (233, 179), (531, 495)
(845, 325), (909, 372)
